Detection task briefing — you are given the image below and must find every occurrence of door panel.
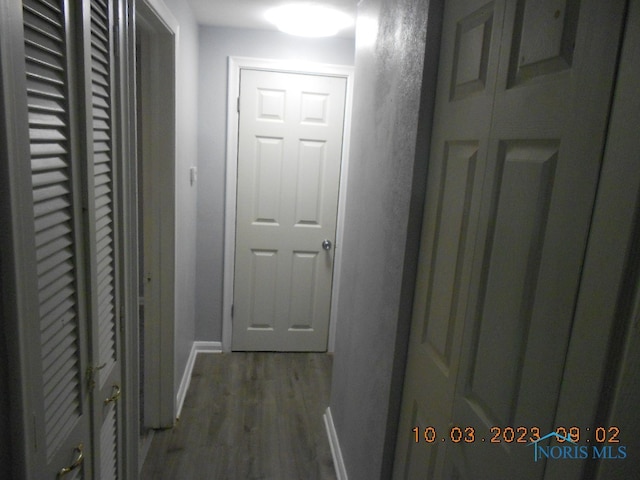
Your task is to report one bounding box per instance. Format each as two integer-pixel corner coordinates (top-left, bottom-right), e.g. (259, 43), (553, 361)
(394, 0), (504, 475)
(83, 0), (122, 477)
(23, 0), (92, 477)
(420, 141), (479, 364)
(506, 0), (580, 87)
(233, 69), (346, 352)
(467, 141), (558, 425)
(19, 0), (123, 477)
(395, 0), (625, 478)
(449, 1), (624, 477)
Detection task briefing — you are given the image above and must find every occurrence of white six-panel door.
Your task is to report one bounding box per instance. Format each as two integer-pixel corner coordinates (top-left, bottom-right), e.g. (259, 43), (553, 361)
(394, 0), (625, 478)
(232, 69), (347, 352)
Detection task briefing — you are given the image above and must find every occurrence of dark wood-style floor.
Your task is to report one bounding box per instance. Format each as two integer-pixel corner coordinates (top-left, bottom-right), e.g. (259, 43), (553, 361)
(141, 353), (337, 480)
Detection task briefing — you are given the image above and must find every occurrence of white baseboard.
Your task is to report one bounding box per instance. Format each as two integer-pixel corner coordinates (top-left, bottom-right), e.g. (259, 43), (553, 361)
(176, 341), (222, 419)
(324, 406), (348, 480)
(193, 340), (223, 353)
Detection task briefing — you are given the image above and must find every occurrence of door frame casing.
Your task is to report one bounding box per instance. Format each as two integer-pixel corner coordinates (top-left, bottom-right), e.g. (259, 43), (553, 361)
(135, 0), (178, 427)
(223, 56), (354, 352)
(116, 0), (139, 477)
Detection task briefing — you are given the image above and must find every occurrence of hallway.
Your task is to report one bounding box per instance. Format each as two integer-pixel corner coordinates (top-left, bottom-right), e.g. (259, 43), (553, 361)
(141, 353), (336, 479)
(2, 0), (640, 478)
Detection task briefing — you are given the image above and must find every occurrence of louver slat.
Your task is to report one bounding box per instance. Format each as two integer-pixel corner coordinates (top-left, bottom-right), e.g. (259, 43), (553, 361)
(100, 405), (118, 480)
(23, 0), (83, 460)
(88, 3), (119, 476)
(89, 0), (117, 381)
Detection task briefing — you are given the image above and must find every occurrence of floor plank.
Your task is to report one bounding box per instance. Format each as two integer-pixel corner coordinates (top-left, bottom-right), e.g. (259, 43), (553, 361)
(141, 353), (336, 479)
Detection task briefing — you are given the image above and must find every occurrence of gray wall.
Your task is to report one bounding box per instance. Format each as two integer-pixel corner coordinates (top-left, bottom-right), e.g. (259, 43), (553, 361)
(162, 0), (199, 395)
(329, 0), (441, 478)
(195, 27), (355, 341)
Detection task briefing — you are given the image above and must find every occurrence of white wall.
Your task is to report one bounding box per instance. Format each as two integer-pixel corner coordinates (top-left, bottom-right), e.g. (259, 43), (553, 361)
(159, 0), (199, 395)
(194, 27), (355, 341)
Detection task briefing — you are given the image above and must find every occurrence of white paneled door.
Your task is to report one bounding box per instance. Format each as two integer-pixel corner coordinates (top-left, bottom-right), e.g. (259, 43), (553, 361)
(394, 0), (626, 478)
(233, 69), (347, 352)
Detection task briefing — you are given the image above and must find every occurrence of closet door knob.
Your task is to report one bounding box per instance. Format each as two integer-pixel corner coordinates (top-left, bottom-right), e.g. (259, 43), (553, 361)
(104, 384), (122, 405)
(58, 443), (84, 477)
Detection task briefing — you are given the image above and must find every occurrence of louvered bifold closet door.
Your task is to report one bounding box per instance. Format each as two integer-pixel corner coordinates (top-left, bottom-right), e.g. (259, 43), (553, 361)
(80, 0), (122, 478)
(22, 0), (92, 478)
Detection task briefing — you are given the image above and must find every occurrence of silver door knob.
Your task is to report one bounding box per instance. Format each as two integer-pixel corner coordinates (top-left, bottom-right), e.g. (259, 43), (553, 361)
(322, 239), (332, 251)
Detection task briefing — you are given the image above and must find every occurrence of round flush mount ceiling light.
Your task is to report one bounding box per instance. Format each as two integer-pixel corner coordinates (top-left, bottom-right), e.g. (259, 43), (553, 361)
(265, 3), (353, 37)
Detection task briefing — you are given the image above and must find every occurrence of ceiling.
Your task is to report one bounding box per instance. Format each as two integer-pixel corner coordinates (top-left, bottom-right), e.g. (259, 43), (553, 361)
(185, 0), (358, 38)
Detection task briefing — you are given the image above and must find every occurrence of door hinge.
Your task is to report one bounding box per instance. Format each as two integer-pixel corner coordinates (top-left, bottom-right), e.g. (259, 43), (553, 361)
(231, 304), (234, 318)
(237, 96), (240, 113)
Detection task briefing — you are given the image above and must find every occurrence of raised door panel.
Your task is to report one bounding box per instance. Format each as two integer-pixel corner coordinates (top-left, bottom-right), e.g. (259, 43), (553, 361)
(468, 141), (558, 426)
(251, 136), (284, 226)
(246, 249), (278, 331)
(288, 251), (320, 330)
(294, 140), (326, 227)
(234, 69), (346, 352)
(421, 141), (479, 368)
(506, 0), (580, 88)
